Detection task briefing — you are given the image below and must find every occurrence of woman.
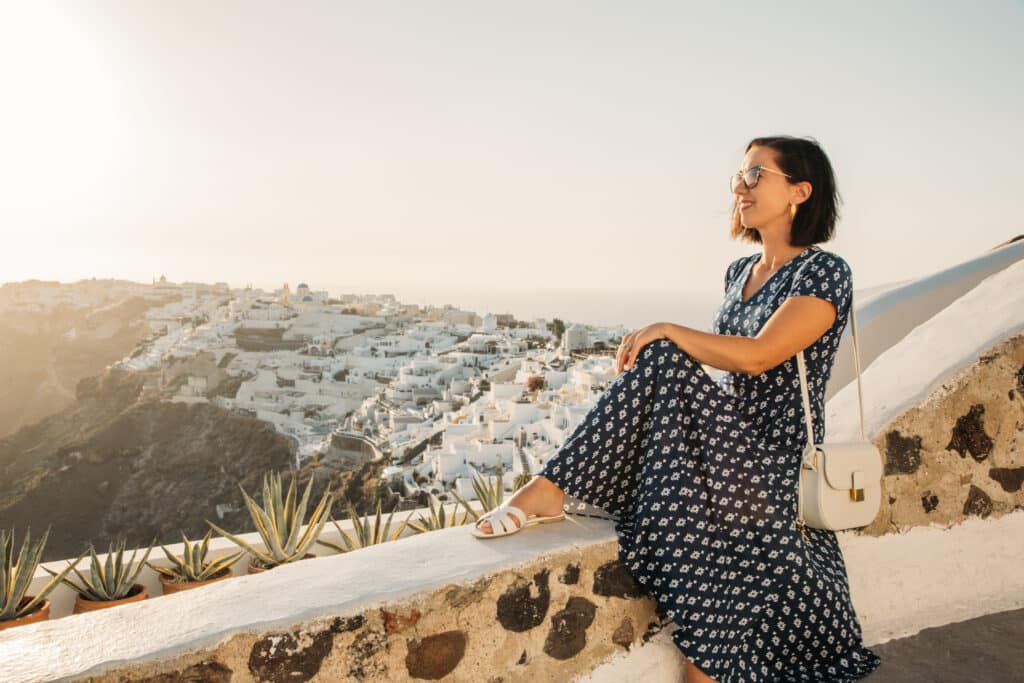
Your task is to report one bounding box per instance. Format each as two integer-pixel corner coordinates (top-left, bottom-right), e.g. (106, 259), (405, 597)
(472, 135), (881, 682)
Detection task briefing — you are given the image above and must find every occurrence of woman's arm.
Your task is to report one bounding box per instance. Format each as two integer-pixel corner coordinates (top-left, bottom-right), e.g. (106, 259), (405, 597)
(658, 295), (836, 375)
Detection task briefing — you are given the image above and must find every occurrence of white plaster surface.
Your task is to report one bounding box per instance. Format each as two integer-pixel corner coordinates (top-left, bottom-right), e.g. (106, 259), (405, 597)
(826, 238), (1024, 402)
(0, 515), (617, 683)
(579, 626), (687, 683)
(841, 507), (1024, 645)
(5, 507), (1024, 682)
(826, 256), (1024, 441)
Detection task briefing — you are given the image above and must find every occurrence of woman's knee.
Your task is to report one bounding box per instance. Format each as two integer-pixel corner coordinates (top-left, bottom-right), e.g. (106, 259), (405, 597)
(637, 337), (676, 363)
(634, 338), (688, 370)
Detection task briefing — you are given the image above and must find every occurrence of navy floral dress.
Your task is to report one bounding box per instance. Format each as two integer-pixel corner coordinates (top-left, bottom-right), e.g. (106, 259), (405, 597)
(538, 245), (881, 682)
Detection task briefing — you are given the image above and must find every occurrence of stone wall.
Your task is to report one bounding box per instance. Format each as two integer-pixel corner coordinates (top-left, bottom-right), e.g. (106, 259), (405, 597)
(62, 538), (670, 683)
(6, 502), (1024, 682)
(862, 333), (1024, 535)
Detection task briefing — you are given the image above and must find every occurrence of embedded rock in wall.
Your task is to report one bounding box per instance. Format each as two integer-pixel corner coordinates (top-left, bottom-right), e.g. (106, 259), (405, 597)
(64, 545), (666, 683)
(860, 333), (1024, 535)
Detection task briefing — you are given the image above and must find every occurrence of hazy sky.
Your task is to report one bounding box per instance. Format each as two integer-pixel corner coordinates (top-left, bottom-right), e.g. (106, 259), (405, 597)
(1, 1), (1021, 301)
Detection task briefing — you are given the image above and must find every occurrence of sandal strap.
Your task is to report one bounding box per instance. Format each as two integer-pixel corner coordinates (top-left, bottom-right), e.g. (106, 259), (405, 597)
(501, 505), (527, 525)
(480, 504), (526, 534)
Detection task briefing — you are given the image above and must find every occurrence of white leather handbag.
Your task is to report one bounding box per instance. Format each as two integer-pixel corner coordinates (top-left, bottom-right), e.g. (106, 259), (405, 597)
(790, 253), (883, 540)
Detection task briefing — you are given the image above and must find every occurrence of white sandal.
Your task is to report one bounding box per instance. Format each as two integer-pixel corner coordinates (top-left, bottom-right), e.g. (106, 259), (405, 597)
(470, 503), (566, 539)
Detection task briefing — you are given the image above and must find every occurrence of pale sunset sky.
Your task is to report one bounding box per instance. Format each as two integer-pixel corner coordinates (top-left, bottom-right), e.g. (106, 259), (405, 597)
(1, 1), (1021, 312)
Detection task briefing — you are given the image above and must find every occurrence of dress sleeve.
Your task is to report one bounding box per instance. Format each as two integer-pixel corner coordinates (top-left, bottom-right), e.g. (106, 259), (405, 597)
(723, 257), (745, 294)
(787, 252), (853, 317)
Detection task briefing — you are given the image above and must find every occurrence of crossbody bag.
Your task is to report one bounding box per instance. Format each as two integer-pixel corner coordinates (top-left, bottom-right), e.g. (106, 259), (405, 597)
(790, 253), (883, 541)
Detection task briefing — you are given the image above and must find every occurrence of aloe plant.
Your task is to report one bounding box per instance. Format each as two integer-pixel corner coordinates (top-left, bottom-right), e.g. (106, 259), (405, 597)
(44, 536), (155, 602)
(317, 499), (413, 552)
(207, 471), (333, 570)
(146, 529), (243, 583)
(2, 527), (87, 621)
(405, 496), (471, 534)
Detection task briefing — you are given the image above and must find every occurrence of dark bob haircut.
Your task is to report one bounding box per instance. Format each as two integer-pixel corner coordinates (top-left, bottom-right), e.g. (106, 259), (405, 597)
(730, 135), (842, 246)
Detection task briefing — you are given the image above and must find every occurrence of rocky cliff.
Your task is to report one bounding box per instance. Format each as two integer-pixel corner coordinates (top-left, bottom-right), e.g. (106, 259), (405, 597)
(0, 367), (298, 562)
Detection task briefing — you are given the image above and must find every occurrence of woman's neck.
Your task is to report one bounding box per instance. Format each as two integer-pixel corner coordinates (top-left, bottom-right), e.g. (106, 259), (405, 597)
(758, 233), (810, 270)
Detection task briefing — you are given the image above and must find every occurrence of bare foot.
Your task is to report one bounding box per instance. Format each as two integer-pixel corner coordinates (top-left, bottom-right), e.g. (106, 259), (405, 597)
(474, 475), (565, 535)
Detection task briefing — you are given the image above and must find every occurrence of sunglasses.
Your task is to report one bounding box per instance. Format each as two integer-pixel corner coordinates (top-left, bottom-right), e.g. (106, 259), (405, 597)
(730, 165), (792, 192)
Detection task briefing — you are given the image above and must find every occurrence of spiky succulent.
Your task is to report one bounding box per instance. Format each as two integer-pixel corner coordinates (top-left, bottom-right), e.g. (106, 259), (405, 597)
(2, 526), (87, 621)
(317, 499), (413, 552)
(207, 471), (333, 570)
(45, 536), (155, 602)
(469, 460), (507, 511)
(399, 494), (466, 534)
(146, 529), (243, 583)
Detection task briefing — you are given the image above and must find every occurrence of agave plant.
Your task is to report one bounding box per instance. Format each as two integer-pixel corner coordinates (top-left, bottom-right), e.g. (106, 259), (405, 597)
(405, 495), (471, 534)
(146, 529), (244, 583)
(470, 460), (507, 512)
(45, 536), (155, 601)
(445, 462), (528, 524)
(513, 470), (533, 491)
(207, 471), (333, 570)
(317, 499), (414, 552)
(2, 527), (87, 621)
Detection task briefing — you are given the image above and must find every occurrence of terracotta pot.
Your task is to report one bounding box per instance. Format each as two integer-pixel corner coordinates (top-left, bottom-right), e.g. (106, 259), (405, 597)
(159, 567), (233, 595)
(247, 552), (317, 574)
(0, 597), (50, 631)
(73, 583), (148, 614)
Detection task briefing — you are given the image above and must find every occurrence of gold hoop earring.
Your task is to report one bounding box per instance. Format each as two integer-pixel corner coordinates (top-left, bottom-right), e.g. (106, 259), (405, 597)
(790, 203), (798, 220)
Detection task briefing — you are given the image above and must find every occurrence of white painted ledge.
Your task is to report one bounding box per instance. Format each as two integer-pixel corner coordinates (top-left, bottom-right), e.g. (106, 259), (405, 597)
(3, 506), (1024, 683)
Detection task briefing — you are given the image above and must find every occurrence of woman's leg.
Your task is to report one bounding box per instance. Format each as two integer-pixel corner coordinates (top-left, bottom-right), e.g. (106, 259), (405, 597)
(476, 338), (672, 534)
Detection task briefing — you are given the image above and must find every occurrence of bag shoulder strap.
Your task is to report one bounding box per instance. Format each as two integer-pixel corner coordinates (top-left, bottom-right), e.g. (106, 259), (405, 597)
(790, 250), (868, 444)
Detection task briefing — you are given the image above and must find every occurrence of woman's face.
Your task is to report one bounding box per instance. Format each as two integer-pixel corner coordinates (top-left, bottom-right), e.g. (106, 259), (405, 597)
(732, 145), (800, 230)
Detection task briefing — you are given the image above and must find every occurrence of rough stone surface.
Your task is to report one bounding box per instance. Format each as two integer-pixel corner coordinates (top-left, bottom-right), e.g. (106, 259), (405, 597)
(135, 660), (232, 683)
(963, 484), (994, 519)
(248, 627), (334, 683)
(612, 617), (635, 649)
(543, 596), (598, 660)
(989, 466), (1024, 492)
(592, 559), (644, 599)
(15, 537), (678, 683)
(559, 562), (580, 585)
(381, 607), (421, 634)
(860, 333), (1024, 536)
(496, 568), (551, 632)
(404, 630), (467, 680)
(330, 615), (366, 633)
(346, 624), (390, 679)
(444, 575), (493, 610)
(884, 430), (923, 475)
(947, 404), (994, 462)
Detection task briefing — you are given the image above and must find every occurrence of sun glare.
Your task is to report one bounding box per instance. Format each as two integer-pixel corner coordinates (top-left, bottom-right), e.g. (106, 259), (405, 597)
(0, 3), (124, 236)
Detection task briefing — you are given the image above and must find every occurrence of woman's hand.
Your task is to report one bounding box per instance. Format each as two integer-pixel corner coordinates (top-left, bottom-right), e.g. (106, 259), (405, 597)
(615, 323), (669, 374)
